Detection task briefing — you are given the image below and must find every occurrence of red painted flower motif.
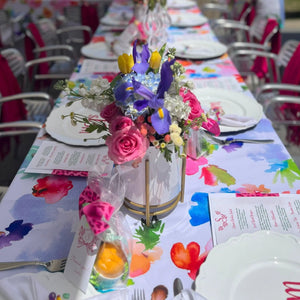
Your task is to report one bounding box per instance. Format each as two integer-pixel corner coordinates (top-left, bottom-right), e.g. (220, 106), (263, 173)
(32, 176), (73, 204)
(170, 241), (208, 280)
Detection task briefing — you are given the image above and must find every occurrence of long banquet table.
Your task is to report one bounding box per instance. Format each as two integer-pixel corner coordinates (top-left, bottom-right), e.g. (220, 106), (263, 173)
(1, 1), (300, 299)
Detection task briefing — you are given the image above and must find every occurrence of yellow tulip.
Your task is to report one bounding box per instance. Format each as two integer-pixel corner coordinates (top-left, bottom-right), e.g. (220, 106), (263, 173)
(149, 51), (161, 70)
(118, 53), (134, 74)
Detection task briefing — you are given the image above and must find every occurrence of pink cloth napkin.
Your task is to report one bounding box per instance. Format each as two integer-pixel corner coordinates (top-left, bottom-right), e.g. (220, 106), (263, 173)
(81, 4), (99, 44)
(251, 18), (281, 81)
(279, 43), (300, 145)
(24, 22), (49, 78)
(0, 54), (28, 159)
(237, 2), (256, 41)
(0, 55), (27, 123)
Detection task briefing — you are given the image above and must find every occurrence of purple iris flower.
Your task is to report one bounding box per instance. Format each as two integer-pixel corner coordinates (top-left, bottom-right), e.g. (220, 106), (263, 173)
(132, 78), (154, 100)
(147, 59), (175, 134)
(157, 58), (175, 98)
(134, 99), (149, 111)
(151, 107), (172, 134)
(114, 81), (134, 103)
(148, 94), (164, 109)
(132, 41), (150, 74)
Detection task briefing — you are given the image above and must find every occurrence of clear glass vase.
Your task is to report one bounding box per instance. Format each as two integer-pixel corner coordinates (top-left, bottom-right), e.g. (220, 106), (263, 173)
(142, 2), (171, 49)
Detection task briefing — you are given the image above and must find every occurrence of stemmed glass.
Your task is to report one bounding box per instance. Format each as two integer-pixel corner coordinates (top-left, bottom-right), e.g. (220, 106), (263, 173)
(142, 0), (171, 49)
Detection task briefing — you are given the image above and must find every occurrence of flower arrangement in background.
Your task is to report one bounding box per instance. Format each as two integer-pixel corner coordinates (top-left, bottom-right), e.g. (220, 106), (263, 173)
(55, 41), (220, 165)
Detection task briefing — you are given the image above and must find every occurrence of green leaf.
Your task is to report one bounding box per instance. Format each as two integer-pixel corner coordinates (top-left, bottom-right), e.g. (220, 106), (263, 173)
(159, 43), (167, 57)
(110, 73), (122, 88)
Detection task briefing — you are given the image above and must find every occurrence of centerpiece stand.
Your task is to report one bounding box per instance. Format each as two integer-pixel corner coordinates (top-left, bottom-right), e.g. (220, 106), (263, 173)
(123, 148), (187, 226)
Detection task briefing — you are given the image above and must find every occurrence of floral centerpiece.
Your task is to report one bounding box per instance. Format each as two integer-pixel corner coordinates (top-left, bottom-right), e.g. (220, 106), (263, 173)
(55, 41), (220, 166)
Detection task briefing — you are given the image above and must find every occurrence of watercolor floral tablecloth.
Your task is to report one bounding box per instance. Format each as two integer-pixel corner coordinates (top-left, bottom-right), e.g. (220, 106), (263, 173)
(1, 1), (300, 299)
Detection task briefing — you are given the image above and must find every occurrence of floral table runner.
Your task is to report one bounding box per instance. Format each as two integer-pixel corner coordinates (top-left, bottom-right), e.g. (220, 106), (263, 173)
(0, 1), (299, 299)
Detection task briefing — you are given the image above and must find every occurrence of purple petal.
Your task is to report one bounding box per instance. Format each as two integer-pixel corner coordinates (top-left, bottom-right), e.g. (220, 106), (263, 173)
(114, 82), (133, 103)
(157, 58), (175, 99)
(132, 42), (150, 74)
(132, 62), (149, 74)
(133, 40), (138, 63)
(151, 107), (171, 134)
(148, 95), (164, 110)
(141, 44), (150, 62)
(132, 78), (154, 100)
(134, 99), (149, 111)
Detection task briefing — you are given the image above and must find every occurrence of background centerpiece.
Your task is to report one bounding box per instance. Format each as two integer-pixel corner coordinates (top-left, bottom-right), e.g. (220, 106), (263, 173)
(55, 40), (220, 224)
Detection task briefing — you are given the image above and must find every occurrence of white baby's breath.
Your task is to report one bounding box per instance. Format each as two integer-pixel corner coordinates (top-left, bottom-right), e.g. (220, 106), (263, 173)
(164, 92), (191, 120)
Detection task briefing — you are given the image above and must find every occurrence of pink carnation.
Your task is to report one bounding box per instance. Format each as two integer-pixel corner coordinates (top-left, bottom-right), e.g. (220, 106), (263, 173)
(180, 88), (204, 120)
(100, 103), (122, 122)
(106, 126), (149, 164)
(109, 116), (134, 133)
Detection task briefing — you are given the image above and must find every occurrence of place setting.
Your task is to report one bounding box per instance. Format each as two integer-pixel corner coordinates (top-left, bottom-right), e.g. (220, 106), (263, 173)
(45, 101), (106, 147)
(170, 13), (208, 27)
(194, 191), (300, 300)
(167, 0), (197, 9)
(173, 40), (228, 60)
(192, 88), (263, 133)
(80, 40), (119, 61)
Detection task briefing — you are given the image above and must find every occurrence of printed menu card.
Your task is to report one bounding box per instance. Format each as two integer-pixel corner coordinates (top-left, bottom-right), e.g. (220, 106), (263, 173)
(25, 141), (112, 174)
(209, 193), (300, 245)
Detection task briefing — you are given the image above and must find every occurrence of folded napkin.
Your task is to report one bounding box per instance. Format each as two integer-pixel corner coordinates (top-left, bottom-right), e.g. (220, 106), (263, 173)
(251, 18), (281, 81)
(0, 55), (27, 123)
(24, 23), (49, 79)
(219, 114), (257, 127)
(81, 4), (99, 44)
(0, 54), (28, 159)
(279, 43), (300, 145)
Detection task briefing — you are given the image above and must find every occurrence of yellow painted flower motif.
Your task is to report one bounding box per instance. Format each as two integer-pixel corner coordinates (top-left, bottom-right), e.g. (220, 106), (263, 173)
(170, 133), (183, 146)
(118, 53), (134, 74)
(149, 51), (161, 69)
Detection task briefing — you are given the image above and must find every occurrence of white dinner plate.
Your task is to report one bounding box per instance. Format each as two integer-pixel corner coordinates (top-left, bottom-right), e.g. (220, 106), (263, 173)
(81, 42), (118, 61)
(174, 40), (227, 60)
(170, 13), (208, 27)
(45, 101), (106, 146)
(192, 88), (263, 132)
(195, 231), (300, 300)
(168, 0), (196, 9)
(100, 14), (130, 27)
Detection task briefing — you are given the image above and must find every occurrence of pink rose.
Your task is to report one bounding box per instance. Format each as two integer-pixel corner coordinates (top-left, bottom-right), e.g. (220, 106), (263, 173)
(100, 103), (121, 122)
(180, 88), (204, 120)
(109, 116), (134, 133)
(106, 126), (149, 164)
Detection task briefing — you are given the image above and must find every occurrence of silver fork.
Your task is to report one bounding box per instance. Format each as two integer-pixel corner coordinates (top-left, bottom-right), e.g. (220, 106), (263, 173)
(0, 258), (67, 272)
(132, 289), (145, 300)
